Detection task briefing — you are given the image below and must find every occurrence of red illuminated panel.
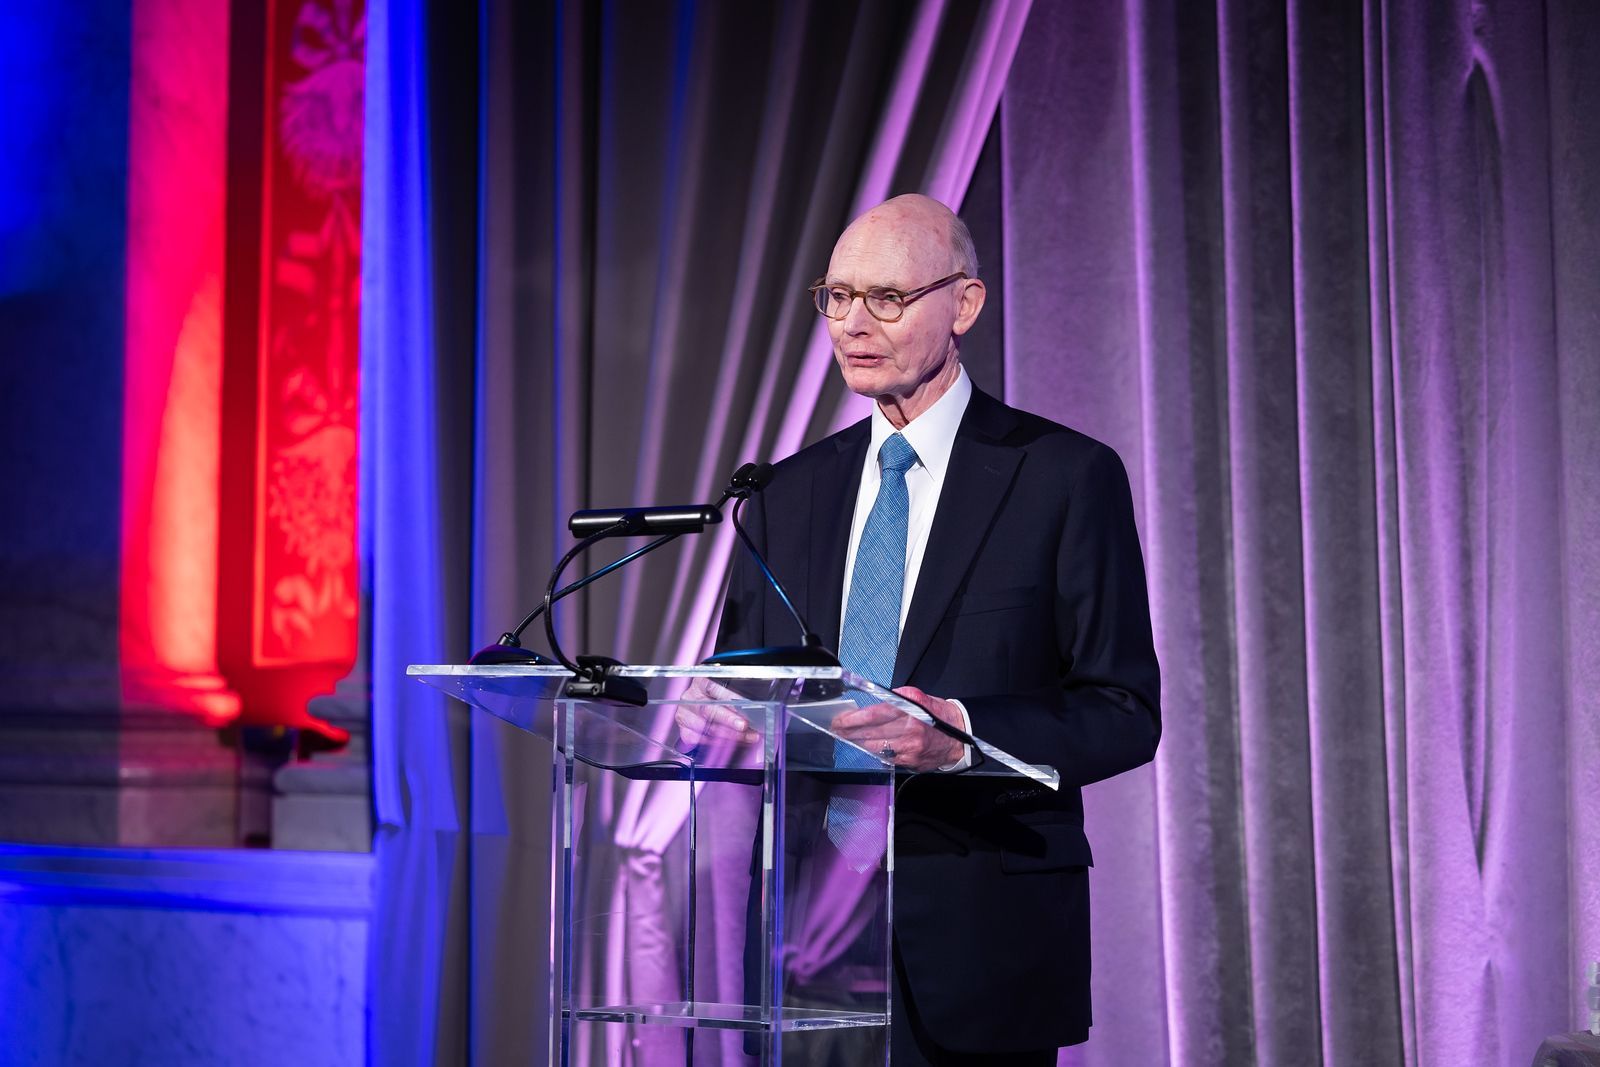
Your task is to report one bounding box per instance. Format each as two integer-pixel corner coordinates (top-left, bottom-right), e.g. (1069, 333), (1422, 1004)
(251, 0), (364, 670)
(120, 0), (240, 726)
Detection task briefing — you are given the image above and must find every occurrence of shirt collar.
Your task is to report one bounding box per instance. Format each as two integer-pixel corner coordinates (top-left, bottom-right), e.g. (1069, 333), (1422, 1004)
(867, 364), (972, 481)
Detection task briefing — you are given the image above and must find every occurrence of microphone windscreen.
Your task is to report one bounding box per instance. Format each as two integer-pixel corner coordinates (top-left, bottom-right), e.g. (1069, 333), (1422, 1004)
(729, 461), (774, 495)
(569, 505), (719, 537)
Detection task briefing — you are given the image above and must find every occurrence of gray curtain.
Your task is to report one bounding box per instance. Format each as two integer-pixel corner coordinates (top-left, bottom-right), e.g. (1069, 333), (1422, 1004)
(999, 2), (1599, 1065)
(363, 1), (1030, 1061)
(363, 0), (1597, 1063)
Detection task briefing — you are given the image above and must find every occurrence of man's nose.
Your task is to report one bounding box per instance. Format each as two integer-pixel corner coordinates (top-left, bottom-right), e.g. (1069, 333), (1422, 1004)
(840, 294), (877, 333)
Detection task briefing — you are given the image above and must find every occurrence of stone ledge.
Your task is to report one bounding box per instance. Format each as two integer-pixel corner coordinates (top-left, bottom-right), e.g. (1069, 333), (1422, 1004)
(0, 842), (374, 915)
(275, 760), (369, 795)
(0, 781), (239, 848)
(272, 795), (372, 853)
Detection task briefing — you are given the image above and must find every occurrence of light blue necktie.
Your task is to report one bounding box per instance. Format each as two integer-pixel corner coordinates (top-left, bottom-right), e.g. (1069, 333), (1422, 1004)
(829, 433), (918, 866)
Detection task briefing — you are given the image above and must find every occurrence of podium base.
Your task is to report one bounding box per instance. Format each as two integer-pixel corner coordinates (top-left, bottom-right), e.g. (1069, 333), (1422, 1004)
(566, 1001), (885, 1032)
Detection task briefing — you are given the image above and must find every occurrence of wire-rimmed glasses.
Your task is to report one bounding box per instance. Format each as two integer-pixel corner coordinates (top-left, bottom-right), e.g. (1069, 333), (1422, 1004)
(807, 272), (968, 323)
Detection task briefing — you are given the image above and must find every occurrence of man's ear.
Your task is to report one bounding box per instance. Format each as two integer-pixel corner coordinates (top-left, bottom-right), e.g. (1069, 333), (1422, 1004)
(952, 278), (987, 337)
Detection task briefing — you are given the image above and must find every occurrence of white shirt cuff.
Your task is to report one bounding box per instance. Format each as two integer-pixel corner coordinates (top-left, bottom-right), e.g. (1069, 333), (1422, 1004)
(937, 698), (974, 772)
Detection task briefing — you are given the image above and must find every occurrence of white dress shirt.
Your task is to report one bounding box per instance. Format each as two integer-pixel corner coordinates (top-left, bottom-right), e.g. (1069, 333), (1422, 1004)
(841, 365), (974, 769)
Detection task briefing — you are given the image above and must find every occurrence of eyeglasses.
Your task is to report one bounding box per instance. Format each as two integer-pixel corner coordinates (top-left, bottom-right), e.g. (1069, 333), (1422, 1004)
(807, 272), (968, 323)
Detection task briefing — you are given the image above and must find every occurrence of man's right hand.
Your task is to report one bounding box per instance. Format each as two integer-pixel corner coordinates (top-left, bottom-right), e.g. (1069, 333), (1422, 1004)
(673, 677), (761, 747)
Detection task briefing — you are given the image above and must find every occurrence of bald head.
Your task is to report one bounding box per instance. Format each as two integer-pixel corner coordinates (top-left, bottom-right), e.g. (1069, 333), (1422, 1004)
(835, 194), (979, 279)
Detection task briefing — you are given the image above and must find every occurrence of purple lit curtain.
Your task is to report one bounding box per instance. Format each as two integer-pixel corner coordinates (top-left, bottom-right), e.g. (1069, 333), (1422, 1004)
(1000, 2), (1599, 1066)
(364, 0), (1599, 1063)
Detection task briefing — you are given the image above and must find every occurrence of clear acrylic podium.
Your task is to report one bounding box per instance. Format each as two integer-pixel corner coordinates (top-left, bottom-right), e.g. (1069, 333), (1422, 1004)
(409, 664), (1057, 1065)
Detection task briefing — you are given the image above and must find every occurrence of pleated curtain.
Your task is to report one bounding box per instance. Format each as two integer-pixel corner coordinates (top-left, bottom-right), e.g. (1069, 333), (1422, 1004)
(360, 0), (1599, 1063)
(1003, 3), (1599, 1064)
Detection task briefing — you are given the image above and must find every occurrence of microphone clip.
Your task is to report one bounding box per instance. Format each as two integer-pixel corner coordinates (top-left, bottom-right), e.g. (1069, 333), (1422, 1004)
(565, 654), (648, 706)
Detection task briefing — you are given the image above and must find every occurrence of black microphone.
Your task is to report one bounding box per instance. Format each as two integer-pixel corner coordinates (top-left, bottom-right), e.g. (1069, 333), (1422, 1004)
(469, 531), (679, 665)
(568, 505), (721, 538)
(704, 464), (840, 669)
(548, 470), (758, 703)
(469, 466), (752, 671)
(729, 462), (773, 496)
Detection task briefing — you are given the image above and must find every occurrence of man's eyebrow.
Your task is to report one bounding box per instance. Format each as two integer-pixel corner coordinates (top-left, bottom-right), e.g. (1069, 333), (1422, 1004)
(825, 276), (909, 290)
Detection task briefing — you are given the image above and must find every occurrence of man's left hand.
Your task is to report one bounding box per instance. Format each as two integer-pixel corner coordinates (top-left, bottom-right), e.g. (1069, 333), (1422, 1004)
(830, 685), (966, 771)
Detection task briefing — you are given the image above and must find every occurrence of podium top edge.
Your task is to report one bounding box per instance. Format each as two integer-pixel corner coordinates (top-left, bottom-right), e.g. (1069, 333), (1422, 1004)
(405, 664), (854, 680)
(404, 664), (1063, 791)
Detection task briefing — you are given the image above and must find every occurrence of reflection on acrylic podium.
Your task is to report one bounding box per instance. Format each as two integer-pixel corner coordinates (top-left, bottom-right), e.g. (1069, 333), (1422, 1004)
(409, 665), (1057, 1065)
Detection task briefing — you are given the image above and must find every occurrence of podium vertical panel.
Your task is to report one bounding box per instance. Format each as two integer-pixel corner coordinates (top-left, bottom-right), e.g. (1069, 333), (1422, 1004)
(410, 665), (1056, 1066)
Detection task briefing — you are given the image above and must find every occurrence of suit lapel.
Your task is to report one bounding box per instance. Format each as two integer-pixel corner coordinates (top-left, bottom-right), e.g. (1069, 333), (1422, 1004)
(893, 390), (1022, 686)
(806, 421), (869, 654)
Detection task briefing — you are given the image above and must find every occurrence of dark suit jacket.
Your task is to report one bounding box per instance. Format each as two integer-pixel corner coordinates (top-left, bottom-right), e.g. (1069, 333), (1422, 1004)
(716, 385), (1161, 1053)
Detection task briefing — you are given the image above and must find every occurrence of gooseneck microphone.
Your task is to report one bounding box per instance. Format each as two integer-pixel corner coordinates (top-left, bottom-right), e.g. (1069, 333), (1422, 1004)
(704, 463), (840, 668)
(540, 517), (651, 705)
(544, 470), (766, 704)
(469, 526), (700, 666)
(467, 465), (767, 678)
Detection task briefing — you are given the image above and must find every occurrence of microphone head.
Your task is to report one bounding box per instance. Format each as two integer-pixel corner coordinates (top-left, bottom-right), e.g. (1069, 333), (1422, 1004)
(468, 641), (554, 665)
(569, 505), (718, 537)
(730, 461), (775, 496)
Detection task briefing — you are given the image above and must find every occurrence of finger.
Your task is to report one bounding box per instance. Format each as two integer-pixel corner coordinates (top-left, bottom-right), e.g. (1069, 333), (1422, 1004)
(675, 713), (706, 746)
(704, 706), (744, 731)
(891, 686), (960, 727)
(708, 706), (761, 741)
(831, 704), (900, 731)
(688, 679), (739, 702)
(677, 704), (757, 744)
(844, 717), (914, 742)
(891, 686), (940, 720)
(849, 716), (932, 747)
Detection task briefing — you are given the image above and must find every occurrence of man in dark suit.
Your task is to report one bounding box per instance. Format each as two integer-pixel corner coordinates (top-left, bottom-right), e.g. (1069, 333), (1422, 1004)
(713, 194), (1161, 1064)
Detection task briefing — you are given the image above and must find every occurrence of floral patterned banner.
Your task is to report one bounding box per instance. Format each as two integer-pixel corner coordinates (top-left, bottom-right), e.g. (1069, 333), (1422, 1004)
(253, 0), (363, 668)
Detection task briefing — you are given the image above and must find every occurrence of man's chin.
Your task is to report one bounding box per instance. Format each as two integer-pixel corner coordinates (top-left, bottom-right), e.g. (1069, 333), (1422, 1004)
(841, 369), (898, 400)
